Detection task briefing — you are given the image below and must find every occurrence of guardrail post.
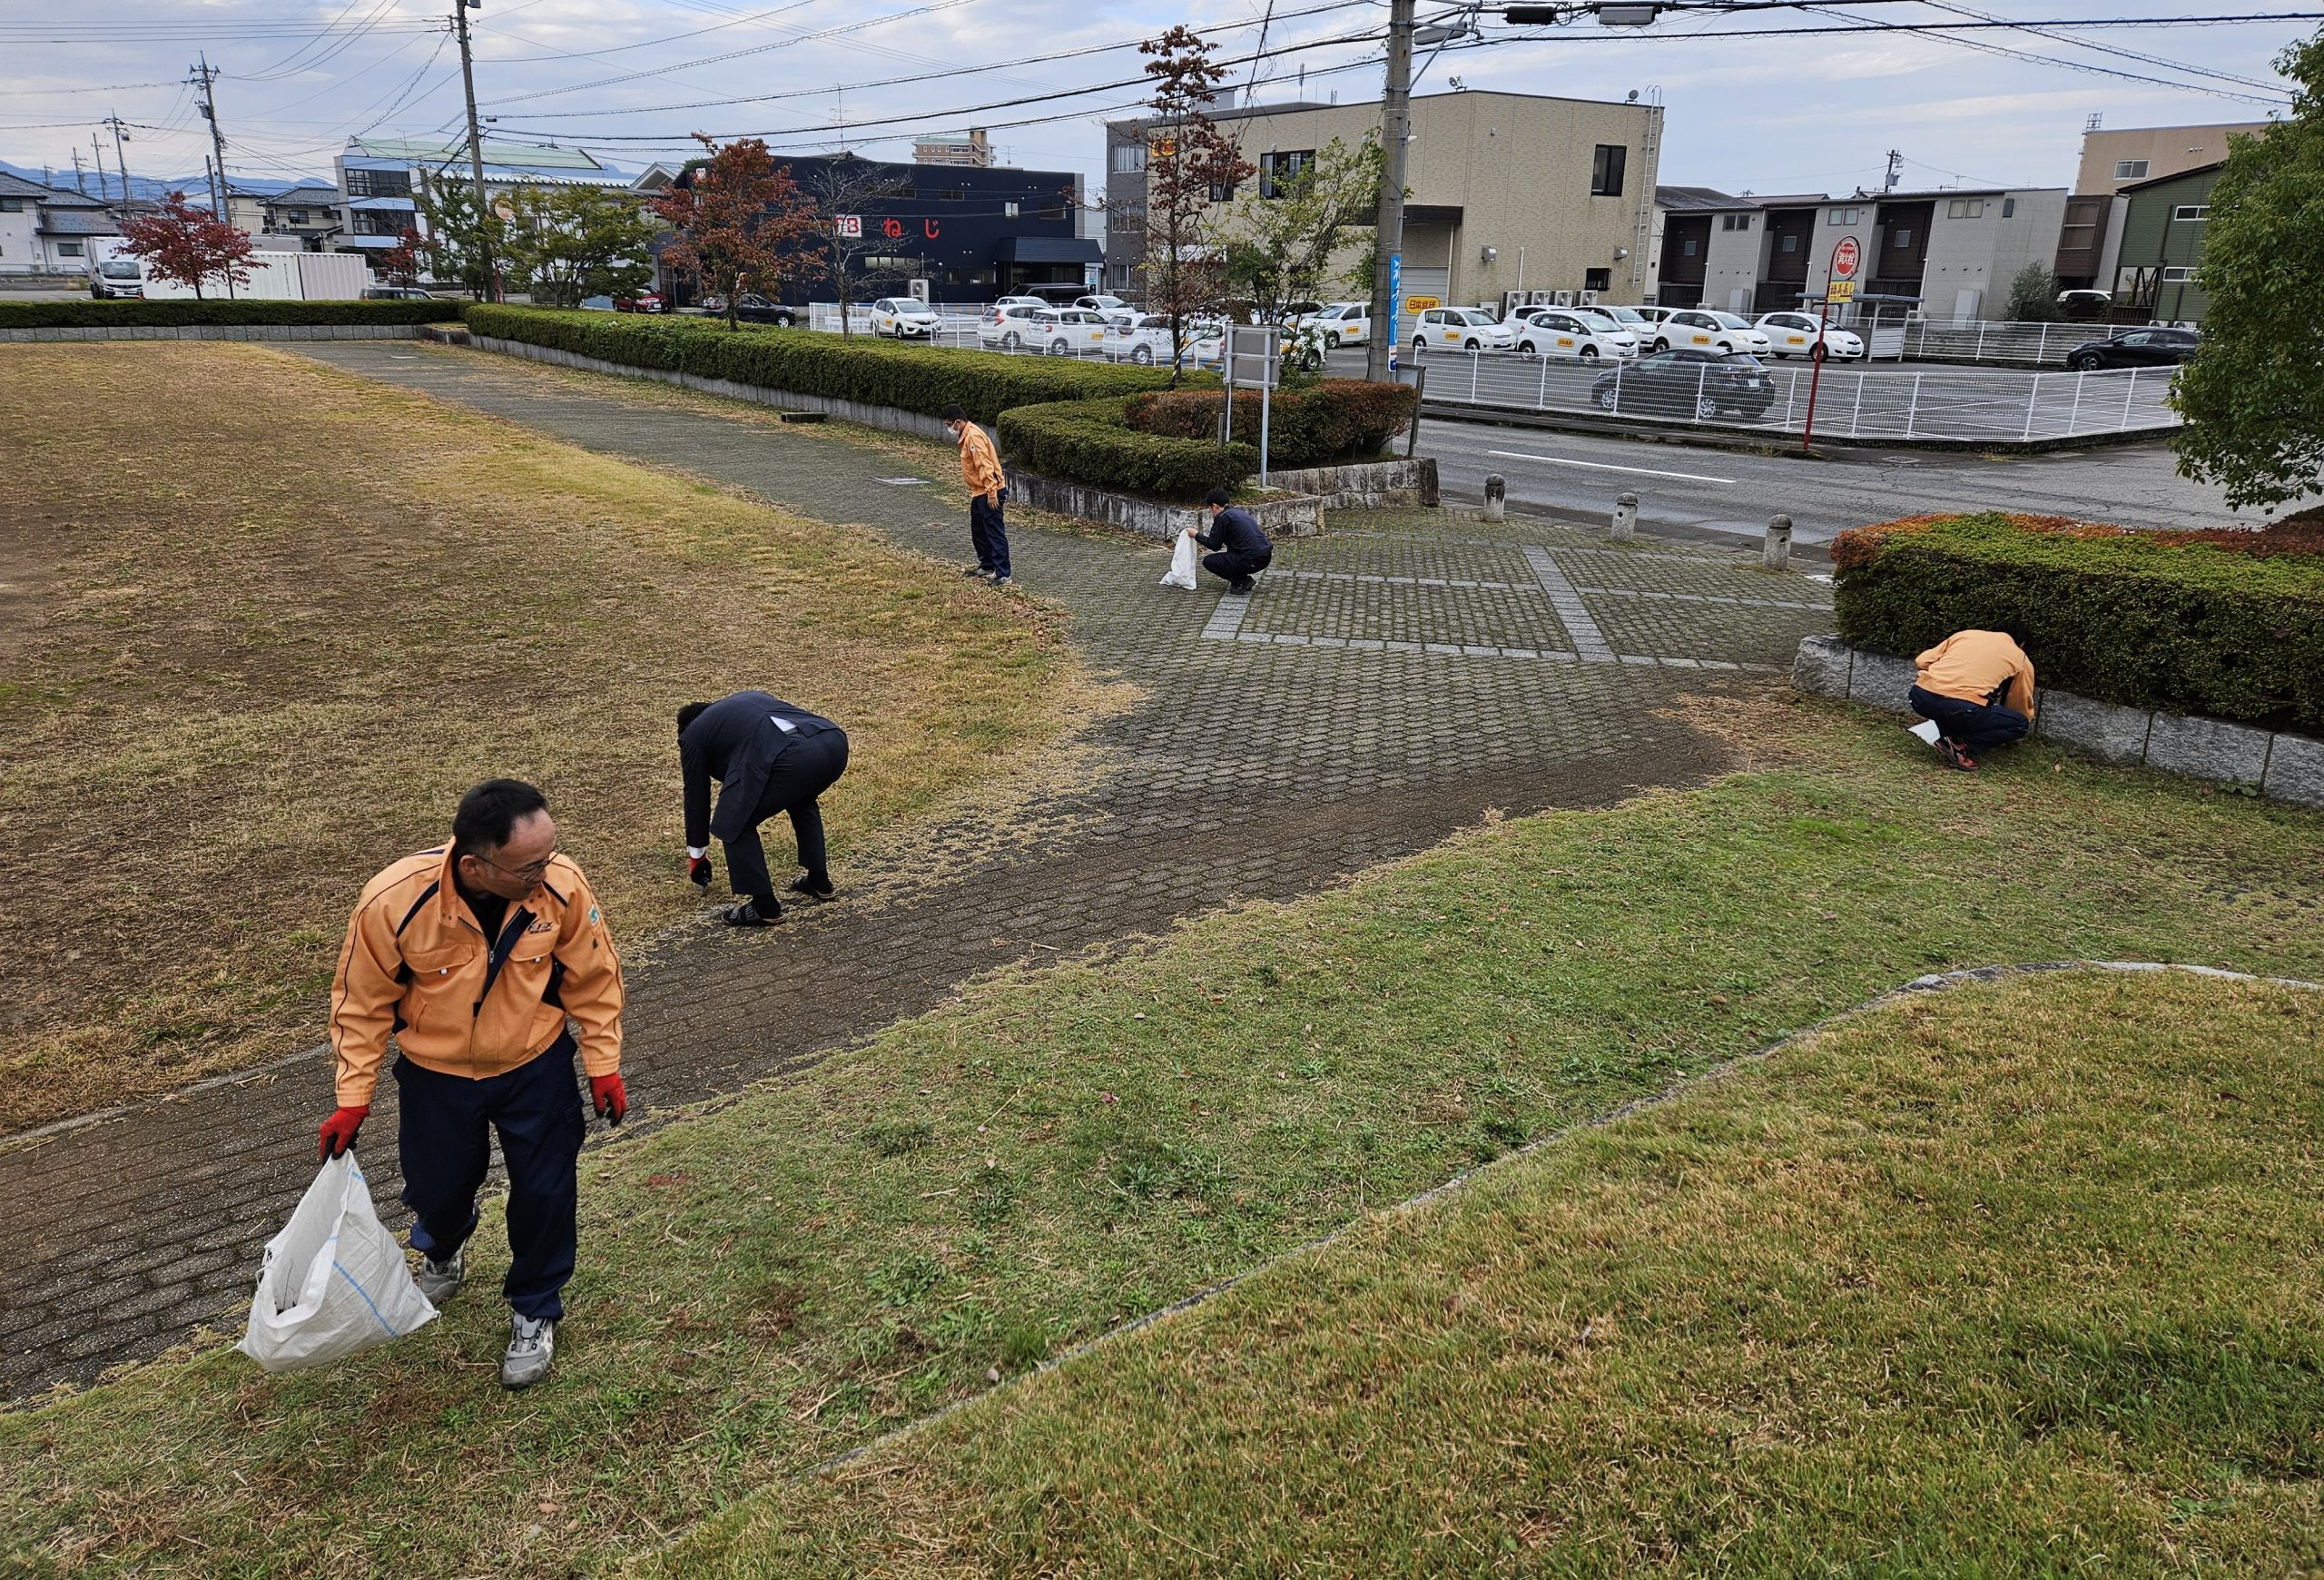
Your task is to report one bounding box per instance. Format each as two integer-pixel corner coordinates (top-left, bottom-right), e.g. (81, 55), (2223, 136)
(1849, 371), (1865, 437)
(1975, 321), (1986, 362)
(2038, 322), (2051, 365)
(1905, 373), (1923, 439)
(1764, 514), (1792, 570)
(1694, 362), (1709, 422)
(1537, 351), (1551, 410)
(1471, 351), (1480, 404)
(1484, 473), (1506, 523)
(1611, 491), (1638, 540)
(2121, 367), (2139, 430)
(2023, 371), (2041, 442)
(1783, 370), (1796, 429)
(2068, 369), (2086, 435)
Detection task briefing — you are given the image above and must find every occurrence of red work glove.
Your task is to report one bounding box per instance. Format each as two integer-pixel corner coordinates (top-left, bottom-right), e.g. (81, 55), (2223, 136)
(318, 1104), (369, 1160)
(590, 1072), (627, 1126)
(686, 854), (713, 888)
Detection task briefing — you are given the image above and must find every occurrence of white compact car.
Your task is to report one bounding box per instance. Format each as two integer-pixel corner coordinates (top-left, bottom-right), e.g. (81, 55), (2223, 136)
(868, 298), (942, 339)
(978, 301), (1049, 351)
(1029, 307), (1111, 356)
(1299, 301), (1372, 346)
(1653, 309), (1773, 356)
(1410, 306), (1517, 353)
(1512, 309), (1638, 360)
(1754, 311), (1866, 360)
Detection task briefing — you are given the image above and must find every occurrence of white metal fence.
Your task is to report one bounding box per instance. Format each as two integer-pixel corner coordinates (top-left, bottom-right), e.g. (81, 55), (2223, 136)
(1886, 319), (2127, 367)
(1416, 349), (2178, 442)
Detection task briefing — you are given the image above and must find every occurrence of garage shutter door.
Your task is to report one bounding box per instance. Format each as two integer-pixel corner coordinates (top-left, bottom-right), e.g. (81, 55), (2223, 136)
(1393, 265), (1450, 346)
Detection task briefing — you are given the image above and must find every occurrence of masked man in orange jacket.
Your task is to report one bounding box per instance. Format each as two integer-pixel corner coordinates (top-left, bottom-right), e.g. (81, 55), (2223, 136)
(315, 778), (625, 1388)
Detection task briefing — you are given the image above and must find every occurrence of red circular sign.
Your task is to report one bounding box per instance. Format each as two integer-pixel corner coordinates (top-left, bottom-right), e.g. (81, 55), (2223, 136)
(1832, 236), (1861, 280)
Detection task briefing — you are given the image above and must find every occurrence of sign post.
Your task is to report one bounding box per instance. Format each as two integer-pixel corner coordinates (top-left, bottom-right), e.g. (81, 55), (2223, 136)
(1801, 234), (1859, 453)
(1227, 324), (1282, 484)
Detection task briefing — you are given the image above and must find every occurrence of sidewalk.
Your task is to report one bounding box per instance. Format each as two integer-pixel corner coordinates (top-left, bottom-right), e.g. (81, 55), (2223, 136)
(0, 341), (1835, 1403)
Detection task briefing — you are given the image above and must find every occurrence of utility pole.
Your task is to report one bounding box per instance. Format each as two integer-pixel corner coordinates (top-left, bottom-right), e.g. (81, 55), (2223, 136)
(71, 149), (86, 195)
(1885, 148), (1903, 192)
(1364, 0), (1415, 383)
(452, 0), (495, 301)
(103, 116), (134, 216)
(90, 136), (110, 206)
(191, 54), (230, 221)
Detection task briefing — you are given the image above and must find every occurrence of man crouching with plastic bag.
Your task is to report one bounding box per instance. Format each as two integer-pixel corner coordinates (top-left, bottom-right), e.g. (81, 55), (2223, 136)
(315, 778), (627, 1389)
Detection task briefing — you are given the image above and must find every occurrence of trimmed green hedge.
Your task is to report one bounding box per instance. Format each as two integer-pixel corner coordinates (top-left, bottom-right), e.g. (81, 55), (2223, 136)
(1832, 512), (2324, 730)
(462, 305), (1182, 426)
(1124, 380), (1418, 469)
(999, 398), (1256, 502)
(0, 298), (461, 328)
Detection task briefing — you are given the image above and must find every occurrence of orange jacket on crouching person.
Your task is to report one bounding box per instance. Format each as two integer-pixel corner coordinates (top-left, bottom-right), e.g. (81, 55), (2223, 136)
(327, 846), (624, 1107)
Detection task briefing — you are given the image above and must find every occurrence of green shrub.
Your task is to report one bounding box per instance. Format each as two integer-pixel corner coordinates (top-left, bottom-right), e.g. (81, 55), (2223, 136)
(1832, 511), (2324, 729)
(0, 298), (461, 329)
(1123, 379), (1417, 469)
(462, 305), (1181, 426)
(998, 398), (1256, 501)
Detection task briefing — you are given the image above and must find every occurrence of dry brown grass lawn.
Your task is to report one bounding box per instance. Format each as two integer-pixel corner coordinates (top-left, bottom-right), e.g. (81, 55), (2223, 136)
(0, 342), (1099, 1133)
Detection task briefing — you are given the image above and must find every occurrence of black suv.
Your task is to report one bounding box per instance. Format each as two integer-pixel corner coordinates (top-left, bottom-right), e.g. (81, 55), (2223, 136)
(730, 292), (799, 327)
(2064, 326), (2198, 370)
(1592, 349), (1775, 420)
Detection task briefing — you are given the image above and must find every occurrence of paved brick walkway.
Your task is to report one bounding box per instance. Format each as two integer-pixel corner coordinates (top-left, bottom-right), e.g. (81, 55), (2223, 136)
(0, 342), (1836, 1403)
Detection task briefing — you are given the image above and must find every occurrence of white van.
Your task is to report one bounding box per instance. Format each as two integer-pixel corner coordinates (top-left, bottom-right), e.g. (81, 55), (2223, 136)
(89, 258), (144, 299)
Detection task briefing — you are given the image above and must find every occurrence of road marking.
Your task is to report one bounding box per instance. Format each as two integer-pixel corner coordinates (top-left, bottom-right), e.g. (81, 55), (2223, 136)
(1485, 449), (1735, 486)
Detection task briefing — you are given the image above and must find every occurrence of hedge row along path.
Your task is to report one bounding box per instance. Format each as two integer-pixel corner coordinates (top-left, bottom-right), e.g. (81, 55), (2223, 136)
(0, 341), (1838, 1404)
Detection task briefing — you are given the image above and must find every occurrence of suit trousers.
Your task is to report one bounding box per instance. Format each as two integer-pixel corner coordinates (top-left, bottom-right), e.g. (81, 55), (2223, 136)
(724, 726), (850, 904)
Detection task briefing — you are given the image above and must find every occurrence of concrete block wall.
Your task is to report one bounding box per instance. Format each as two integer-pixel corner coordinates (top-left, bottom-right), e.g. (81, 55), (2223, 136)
(1793, 635), (2323, 808)
(0, 322), (425, 343)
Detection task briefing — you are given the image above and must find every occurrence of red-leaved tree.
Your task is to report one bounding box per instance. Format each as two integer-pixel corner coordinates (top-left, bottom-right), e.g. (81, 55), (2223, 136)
(118, 191), (257, 301)
(652, 134), (819, 330)
(380, 226), (425, 287)
(1139, 27), (1254, 386)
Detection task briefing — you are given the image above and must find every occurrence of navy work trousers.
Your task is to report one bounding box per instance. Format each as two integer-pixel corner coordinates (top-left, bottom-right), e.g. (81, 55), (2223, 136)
(1203, 547), (1272, 587)
(395, 1032), (585, 1321)
(724, 726), (850, 906)
(969, 489), (1010, 578)
(1908, 685), (2031, 754)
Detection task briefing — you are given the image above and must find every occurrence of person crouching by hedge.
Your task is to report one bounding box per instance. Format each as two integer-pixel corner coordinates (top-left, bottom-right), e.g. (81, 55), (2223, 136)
(1909, 626), (2035, 771)
(1185, 488), (1274, 595)
(942, 404), (1011, 587)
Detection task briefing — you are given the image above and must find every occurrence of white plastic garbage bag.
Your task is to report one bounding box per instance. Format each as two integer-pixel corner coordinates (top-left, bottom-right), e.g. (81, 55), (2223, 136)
(1160, 529), (1200, 590)
(236, 1151), (437, 1374)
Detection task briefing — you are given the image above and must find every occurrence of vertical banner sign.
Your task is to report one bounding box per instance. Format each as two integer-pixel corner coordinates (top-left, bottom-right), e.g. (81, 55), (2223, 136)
(1388, 252), (1403, 369)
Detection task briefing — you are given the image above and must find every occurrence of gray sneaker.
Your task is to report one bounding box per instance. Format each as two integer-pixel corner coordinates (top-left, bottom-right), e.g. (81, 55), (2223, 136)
(502, 1313), (556, 1389)
(415, 1248), (465, 1305)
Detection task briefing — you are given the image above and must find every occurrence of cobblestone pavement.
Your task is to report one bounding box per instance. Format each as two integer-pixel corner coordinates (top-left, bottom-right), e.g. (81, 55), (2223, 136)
(0, 342), (1837, 1404)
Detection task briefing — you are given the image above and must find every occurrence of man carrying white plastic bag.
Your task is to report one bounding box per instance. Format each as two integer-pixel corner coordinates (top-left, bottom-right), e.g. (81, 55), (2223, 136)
(238, 1151), (437, 1373)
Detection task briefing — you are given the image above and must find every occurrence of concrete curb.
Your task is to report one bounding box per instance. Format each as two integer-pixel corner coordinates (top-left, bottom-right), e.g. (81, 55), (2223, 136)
(1417, 396), (2173, 458)
(1793, 634), (2324, 808)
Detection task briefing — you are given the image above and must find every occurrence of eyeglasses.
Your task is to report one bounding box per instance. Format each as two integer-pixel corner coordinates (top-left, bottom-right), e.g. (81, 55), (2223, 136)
(474, 847), (559, 885)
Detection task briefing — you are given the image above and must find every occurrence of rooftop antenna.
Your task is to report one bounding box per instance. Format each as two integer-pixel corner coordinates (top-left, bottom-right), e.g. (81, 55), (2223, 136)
(2085, 111), (2103, 131)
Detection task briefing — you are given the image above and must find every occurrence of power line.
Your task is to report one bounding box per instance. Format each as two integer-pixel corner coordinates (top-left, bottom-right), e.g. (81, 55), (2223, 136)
(1907, 0), (2290, 94)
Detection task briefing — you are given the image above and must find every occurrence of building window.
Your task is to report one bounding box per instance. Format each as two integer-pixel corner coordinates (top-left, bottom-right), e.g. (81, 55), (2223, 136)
(1208, 182), (1237, 202)
(1110, 143), (1147, 174)
(0, 198), (22, 212)
(1258, 149), (1314, 200)
(1945, 199), (1984, 219)
(2002, 196), (2015, 217)
(2171, 204), (2211, 222)
(1827, 205), (1859, 225)
(1720, 212), (1751, 231)
(1584, 266), (1610, 291)
(2114, 264), (2158, 309)
(287, 209), (309, 224)
(351, 210), (407, 237)
(1891, 229), (1913, 249)
(2113, 159), (2150, 180)
(57, 241), (84, 257)
(2162, 265), (2194, 282)
(1004, 201), (1019, 217)
(940, 189), (963, 201)
(1680, 238), (1697, 257)
(1590, 144), (1626, 197)
(344, 167), (412, 200)
(1039, 202), (1066, 222)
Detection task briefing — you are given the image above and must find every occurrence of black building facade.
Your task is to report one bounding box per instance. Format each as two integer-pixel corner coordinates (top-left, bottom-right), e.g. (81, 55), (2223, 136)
(661, 153), (1099, 307)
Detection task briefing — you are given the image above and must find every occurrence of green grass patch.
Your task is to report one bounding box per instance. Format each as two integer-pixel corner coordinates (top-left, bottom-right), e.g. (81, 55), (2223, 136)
(659, 968), (2324, 1576)
(5, 703), (2323, 1575)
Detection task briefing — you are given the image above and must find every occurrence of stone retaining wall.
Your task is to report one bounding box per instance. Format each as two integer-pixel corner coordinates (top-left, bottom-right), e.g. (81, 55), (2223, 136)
(1005, 471), (1324, 542)
(0, 322), (426, 343)
(1794, 634), (2323, 808)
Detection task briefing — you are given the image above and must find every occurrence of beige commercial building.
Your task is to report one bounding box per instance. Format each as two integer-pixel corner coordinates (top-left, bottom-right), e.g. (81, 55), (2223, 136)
(2073, 120), (2270, 198)
(1105, 89), (1664, 321)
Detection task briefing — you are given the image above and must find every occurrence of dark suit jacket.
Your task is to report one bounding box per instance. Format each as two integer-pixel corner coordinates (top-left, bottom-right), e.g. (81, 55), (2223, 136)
(680, 691), (842, 848)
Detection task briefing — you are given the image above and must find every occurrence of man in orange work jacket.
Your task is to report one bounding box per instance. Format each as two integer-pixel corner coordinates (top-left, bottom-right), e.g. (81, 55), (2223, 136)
(943, 402), (1011, 585)
(316, 778), (625, 1388)
(1909, 626), (2036, 773)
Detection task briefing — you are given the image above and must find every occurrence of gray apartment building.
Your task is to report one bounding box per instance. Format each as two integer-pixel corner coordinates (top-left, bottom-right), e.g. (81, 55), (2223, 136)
(1104, 89), (1664, 319)
(1657, 184), (2066, 321)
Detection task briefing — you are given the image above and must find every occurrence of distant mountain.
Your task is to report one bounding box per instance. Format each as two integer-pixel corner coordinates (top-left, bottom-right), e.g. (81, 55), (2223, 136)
(0, 158), (324, 202)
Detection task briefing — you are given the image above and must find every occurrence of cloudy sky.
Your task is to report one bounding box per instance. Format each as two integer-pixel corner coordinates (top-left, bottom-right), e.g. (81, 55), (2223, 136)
(0, 0), (2306, 198)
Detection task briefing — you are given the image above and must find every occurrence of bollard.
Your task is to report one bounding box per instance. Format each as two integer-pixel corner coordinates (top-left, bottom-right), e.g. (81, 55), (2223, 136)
(1483, 472), (1506, 523)
(1610, 491), (1638, 540)
(1764, 513), (1792, 571)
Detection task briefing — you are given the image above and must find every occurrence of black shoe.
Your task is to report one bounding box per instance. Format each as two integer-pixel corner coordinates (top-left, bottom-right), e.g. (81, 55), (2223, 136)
(962, 566), (994, 579)
(788, 874), (837, 902)
(724, 899), (782, 926)
(1229, 576), (1256, 594)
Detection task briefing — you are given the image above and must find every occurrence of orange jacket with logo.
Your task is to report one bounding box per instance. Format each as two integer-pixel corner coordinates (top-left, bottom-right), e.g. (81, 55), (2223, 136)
(328, 846), (624, 1107)
(1915, 629), (2037, 719)
(958, 422), (1005, 502)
